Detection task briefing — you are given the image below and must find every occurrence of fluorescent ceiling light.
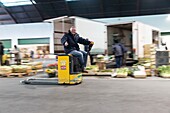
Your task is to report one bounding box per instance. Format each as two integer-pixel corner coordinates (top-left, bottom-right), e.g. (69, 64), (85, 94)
(0, 0), (36, 7)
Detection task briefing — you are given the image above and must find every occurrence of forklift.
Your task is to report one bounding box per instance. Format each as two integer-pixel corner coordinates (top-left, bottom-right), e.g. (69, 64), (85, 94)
(21, 44), (93, 85)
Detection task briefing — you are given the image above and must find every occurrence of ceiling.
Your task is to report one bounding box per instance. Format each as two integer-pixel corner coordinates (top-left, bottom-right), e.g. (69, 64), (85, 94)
(0, 0), (170, 24)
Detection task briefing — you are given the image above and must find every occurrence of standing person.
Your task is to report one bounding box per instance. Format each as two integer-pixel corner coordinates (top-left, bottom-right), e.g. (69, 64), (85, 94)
(119, 43), (127, 66)
(61, 26), (94, 72)
(14, 45), (21, 65)
(42, 49), (46, 58)
(30, 50), (34, 59)
(0, 42), (4, 66)
(112, 40), (125, 68)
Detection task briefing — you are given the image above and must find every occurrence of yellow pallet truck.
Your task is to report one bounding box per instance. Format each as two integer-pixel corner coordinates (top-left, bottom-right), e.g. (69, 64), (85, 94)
(21, 54), (83, 85)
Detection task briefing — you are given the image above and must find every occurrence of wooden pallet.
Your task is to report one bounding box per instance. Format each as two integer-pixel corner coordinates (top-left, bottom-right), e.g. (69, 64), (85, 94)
(133, 75), (147, 79)
(27, 70), (37, 76)
(0, 70), (37, 78)
(160, 76), (170, 78)
(159, 75), (170, 78)
(0, 73), (11, 78)
(156, 73), (170, 78)
(116, 75), (128, 78)
(134, 76), (147, 79)
(0, 73), (27, 78)
(32, 69), (44, 73)
(83, 72), (111, 76)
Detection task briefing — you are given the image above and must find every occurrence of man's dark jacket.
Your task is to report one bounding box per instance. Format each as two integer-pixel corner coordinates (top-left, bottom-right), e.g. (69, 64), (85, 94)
(61, 30), (91, 54)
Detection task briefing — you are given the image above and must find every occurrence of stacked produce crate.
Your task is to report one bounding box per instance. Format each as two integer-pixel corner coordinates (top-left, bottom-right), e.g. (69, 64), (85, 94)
(0, 66), (13, 75)
(0, 65), (35, 77)
(22, 62), (43, 70)
(157, 65), (170, 78)
(96, 55), (106, 70)
(115, 68), (129, 78)
(11, 65), (32, 73)
(143, 44), (156, 69)
(142, 44), (156, 76)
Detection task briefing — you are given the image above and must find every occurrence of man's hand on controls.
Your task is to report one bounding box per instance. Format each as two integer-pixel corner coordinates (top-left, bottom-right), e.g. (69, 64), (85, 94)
(90, 41), (94, 45)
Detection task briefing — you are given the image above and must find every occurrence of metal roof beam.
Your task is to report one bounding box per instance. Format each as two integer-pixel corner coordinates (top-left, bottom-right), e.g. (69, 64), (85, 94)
(0, 18), (15, 21)
(136, 0), (140, 15)
(21, 6), (32, 22)
(16, 17), (42, 20)
(50, 3), (58, 16)
(0, 4), (17, 23)
(64, 0), (71, 16)
(0, 13), (9, 16)
(30, 0), (43, 21)
(119, 0), (122, 16)
(2, 10), (36, 14)
(100, 0), (104, 16)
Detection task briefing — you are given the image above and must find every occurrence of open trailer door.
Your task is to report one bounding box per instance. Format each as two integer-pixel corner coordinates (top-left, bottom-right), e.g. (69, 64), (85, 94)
(45, 16), (74, 54)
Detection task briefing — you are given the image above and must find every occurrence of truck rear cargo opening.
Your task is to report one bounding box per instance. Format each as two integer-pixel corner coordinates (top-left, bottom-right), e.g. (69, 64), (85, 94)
(106, 21), (160, 61)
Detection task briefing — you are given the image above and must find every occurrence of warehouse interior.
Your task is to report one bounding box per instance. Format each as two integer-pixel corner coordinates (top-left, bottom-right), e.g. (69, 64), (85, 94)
(0, 0), (170, 24)
(1, 0), (170, 113)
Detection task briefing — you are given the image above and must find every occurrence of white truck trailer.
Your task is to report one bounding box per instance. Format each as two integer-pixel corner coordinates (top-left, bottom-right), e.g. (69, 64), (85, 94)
(44, 16), (106, 54)
(45, 16), (160, 60)
(106, 21), (160, 60)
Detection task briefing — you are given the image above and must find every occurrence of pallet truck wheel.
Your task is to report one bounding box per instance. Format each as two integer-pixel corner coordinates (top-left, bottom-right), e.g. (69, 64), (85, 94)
(20, 80), (31, 84)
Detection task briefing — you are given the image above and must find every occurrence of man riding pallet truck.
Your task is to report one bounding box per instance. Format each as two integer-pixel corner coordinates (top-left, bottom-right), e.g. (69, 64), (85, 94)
(21, 26), (94, 85)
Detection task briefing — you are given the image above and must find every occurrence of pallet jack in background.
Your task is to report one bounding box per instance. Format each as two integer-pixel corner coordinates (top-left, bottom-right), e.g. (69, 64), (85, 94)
(21, 43), (93, 85)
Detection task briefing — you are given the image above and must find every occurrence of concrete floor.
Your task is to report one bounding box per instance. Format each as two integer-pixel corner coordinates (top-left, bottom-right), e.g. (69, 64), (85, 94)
(0, 77), (170, 113)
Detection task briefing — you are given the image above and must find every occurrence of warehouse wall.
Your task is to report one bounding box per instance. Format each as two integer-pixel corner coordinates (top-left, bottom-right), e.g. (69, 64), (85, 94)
(0, 22), (54, 53)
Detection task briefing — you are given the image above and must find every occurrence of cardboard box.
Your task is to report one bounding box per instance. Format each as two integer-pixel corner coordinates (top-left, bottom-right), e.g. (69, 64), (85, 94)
(96, 61), (106, 70)
(143, 44), (155, 49)
(133, 71), (147, 78)
(144, 51), (156, 55)
(144, 55), (155, 59)
(145, 69), (151, 76)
